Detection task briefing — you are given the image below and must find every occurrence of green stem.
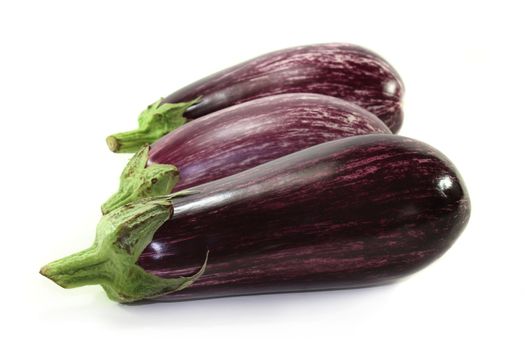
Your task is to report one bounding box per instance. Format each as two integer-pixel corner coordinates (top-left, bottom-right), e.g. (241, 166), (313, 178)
(101, 146), (179, 214)
(106, 98), (200, 153)
(40, 246), (109, 288)
(40, 193), (207, 303)
(106, 130), (158, 153)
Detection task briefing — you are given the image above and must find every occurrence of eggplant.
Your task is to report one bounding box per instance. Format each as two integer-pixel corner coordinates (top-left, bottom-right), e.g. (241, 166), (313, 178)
(107, 43), (404, 153)
(41, 134), (470, 303)
(102, 93), (391, 214)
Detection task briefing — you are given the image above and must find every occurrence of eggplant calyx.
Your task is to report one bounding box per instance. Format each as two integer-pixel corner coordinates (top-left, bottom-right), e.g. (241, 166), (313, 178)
(40, 196), (207, 303)
(106, 98), (200, 153)
(101, 146), (179, 214)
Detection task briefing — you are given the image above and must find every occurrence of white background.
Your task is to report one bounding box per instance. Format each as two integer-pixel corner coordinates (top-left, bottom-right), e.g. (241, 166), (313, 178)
(1, 1), (523, 349)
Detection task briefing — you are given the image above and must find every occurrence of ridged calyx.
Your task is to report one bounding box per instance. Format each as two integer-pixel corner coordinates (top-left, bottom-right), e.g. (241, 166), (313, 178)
(101, 146), (178, 214)
(40, 193), (207, 303)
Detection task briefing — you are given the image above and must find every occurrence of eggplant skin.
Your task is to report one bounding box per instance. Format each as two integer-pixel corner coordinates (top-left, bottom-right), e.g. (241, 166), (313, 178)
(138, 134), (470, 301)
(150, 93), (391, 192)
(165, 43), (404, 132)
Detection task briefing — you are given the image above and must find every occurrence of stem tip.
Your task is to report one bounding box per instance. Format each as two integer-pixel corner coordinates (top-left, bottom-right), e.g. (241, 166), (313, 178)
(39, 264), (64, 287)
(106, 136), (120, 152)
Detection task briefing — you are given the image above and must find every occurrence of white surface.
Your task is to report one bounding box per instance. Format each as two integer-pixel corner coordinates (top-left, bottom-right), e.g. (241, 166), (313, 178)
(1, 1), (523, 349)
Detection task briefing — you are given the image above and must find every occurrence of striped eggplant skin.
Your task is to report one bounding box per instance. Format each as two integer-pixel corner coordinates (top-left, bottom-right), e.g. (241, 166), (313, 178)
(165, 43), (404, 133)
(150, 93), (391, 192)
(137, 134), (470, 302)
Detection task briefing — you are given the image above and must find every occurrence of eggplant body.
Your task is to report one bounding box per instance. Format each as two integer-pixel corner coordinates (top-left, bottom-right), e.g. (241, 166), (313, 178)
(167, 43), (404, 132)
(107, 43), (404, 153)
(152, 93), (391, 191)
(102, 94), (391, 214)
(138, 134), (470, 301)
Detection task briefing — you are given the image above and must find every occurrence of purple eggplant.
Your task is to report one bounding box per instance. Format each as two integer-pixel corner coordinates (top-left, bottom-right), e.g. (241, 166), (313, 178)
(41, 134), (470, 303)
(106, 43), (404, 153)
(101, 93), (391, 214)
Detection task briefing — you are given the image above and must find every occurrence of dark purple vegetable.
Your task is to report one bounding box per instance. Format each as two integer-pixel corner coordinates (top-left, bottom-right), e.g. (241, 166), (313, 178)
(107, 43), (404, 153)
(41, 134), (470, 303)
(101, 93), (391, 214)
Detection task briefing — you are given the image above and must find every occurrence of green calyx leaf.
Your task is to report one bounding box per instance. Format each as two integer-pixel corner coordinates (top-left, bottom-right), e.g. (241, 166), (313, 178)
(106, 97), (200, 153)
(40, 193), (207, 303)
(101, 145), (179, 214)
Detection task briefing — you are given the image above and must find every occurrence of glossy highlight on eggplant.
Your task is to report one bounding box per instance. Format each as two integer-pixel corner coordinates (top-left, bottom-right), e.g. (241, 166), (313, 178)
(101, 93), (391, 214)
(41, 135), (470, 303)
(107, 43), (404, 153)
